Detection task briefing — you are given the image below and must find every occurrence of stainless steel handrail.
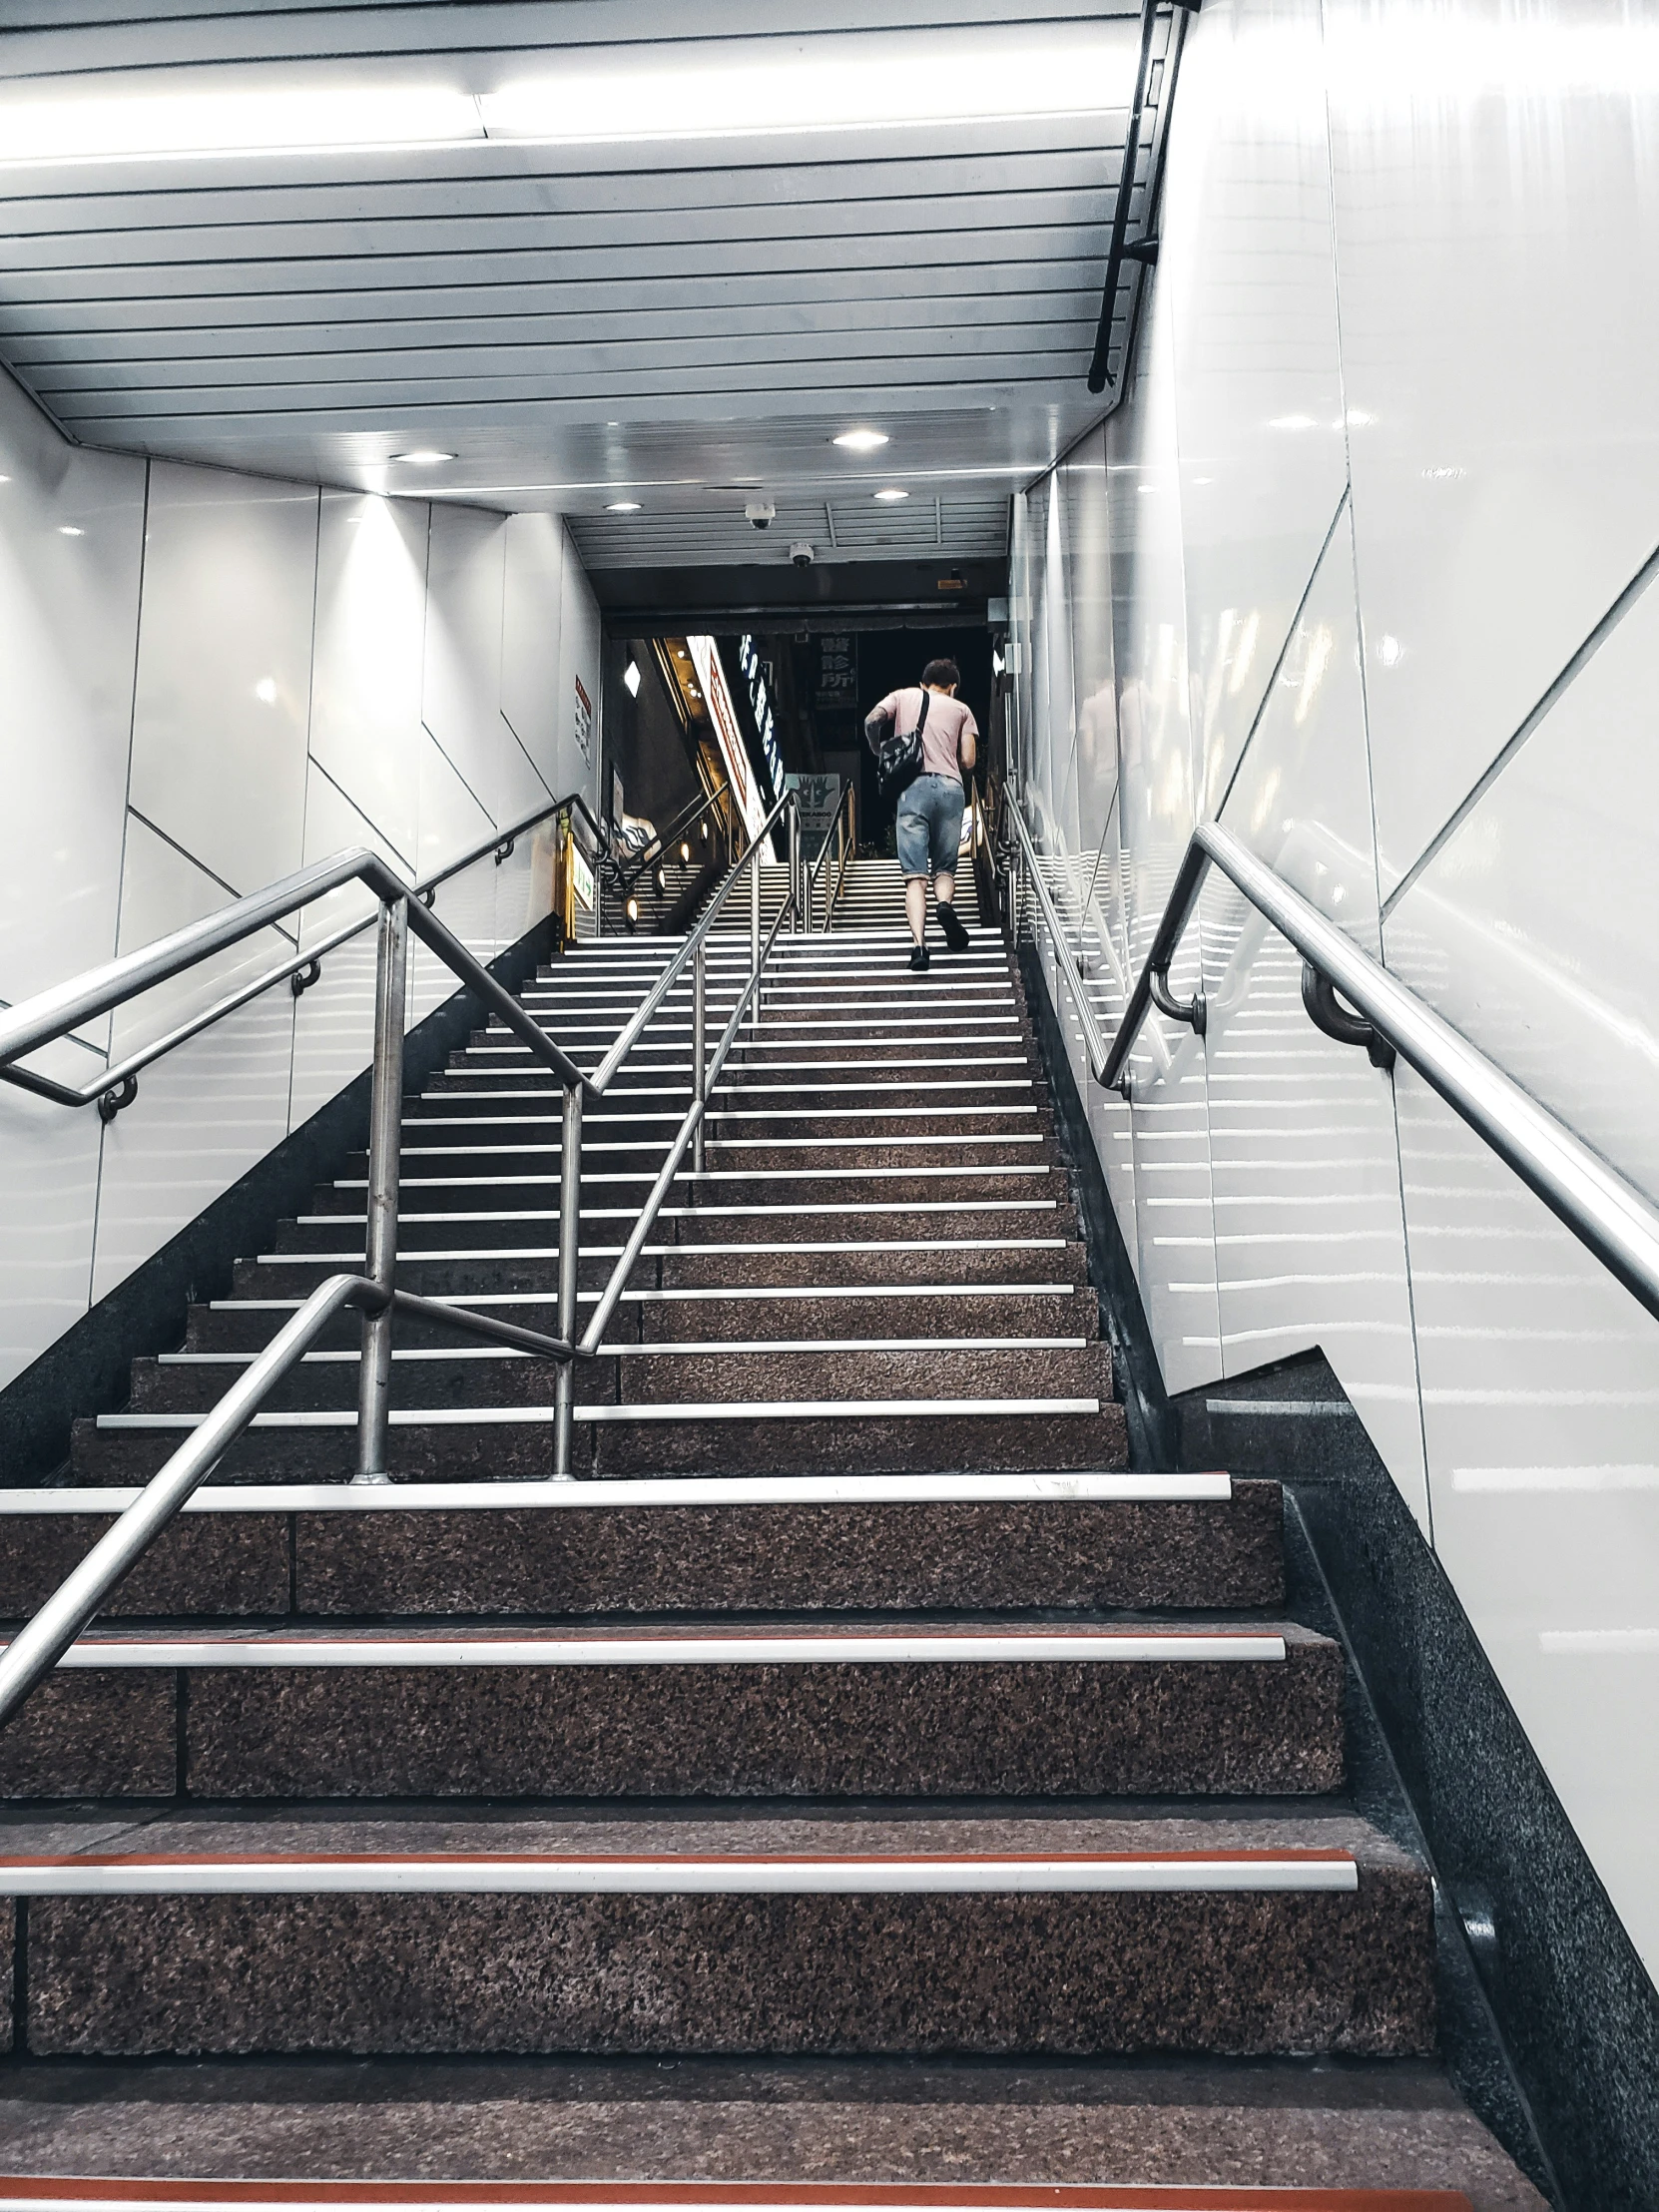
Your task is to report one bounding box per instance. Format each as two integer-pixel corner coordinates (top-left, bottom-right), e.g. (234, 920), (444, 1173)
(610, 781), (732, 894)
(0, 789), (805, 1725)
(1072, 813), (1659, 1329)
(806, 778), (855, 932)
(0, 791), (592, 1118)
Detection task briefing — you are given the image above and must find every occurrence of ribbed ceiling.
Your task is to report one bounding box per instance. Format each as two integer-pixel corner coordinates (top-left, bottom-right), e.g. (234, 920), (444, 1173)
(0, 0), (1170, 572)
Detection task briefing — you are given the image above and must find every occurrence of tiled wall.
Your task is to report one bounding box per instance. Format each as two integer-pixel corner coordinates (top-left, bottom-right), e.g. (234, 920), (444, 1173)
(0, 370), (601, 1390)
(1009, 0), (1659, 1988)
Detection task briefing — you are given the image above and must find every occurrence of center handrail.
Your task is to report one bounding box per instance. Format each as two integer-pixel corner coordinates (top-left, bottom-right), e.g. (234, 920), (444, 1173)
(806, 778), (855, 931)
(0, 792), (805, 1728)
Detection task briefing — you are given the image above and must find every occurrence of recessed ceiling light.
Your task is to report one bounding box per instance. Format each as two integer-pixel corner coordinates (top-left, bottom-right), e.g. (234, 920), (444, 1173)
(58, 524), (83, 537)
(394, 449), (455, 465)
(606, 499), (642, 513)
(833, 429), (888, 452)
(873, 487), (908, 503)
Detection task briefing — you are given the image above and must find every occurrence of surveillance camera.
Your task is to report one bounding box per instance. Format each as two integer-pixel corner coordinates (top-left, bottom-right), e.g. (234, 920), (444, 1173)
(791, 541), (815, 569)
(745, 499), (776, 532)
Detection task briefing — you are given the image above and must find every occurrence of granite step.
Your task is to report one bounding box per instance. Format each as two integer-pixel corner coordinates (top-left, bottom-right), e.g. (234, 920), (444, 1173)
(0, 1472), (1276, 1620)
(265, 1203), (1080, 1258)
(0, 1620), (1343, 1802)
(122, 1343), (1108, 1414)
(0, 2071), (1536, 2207)
(187, 1285), (1100, 1354)
(76, 1379), (1127, 1483)
(229, 1239), (1089, 1301)
(1, 1807), (1435, 2059)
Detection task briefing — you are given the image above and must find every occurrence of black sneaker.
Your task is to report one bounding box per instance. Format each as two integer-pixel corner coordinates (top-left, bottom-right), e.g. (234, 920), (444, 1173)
(937, 902), (969, 952)
(908, 943), (930, 971)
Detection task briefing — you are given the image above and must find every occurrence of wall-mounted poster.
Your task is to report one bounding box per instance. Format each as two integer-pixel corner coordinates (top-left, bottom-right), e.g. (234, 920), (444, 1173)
(573, 675), (593, 767)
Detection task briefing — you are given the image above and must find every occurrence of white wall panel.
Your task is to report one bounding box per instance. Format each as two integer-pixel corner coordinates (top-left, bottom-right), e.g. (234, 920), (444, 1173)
(288, 763), (412, 1131)
(1202, 504), (1427, 1521)
(0, 1039), (104, 1391)
(501, 511), (566, 791)
(1326, 0), (1659, 893)
(1109, 271), (1221, 1395)
(1167, 0), (1350, 816)
(410, 728), (495, 1029)
(93, 816), (293, 1303)
(0, 375), (145, 1044)
(556, 533), (603, 810)
(308, 492), (427, 867)
(1384, 564), (1659, 1208)
(1397, 1073), (1659, 1978)
(128, 461), (317, 904)
(421, 503), (506, 825)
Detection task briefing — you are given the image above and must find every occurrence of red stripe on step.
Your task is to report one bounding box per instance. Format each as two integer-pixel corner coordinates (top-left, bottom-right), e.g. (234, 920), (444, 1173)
(0, 1850), (1359, 1872)
(0, 2182), (1477, 2211)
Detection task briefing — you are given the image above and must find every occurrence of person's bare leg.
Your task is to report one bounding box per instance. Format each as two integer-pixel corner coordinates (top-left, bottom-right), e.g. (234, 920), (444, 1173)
(905, 875), (928, 944)
(934, 869), (955, 909)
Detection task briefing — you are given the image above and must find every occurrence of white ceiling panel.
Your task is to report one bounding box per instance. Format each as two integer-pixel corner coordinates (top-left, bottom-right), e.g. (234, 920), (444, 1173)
(0, 1), (1178, 571)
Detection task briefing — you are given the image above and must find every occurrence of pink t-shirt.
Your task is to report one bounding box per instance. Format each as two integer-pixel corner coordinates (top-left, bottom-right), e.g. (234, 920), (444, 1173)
(872, 688), (978, 786)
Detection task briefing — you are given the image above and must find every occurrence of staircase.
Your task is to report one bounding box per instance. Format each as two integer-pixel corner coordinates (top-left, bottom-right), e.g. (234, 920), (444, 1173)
(0, 919), (1543, 2208)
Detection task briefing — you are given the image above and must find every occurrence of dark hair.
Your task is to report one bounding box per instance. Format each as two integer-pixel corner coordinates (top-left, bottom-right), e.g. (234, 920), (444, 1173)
(921, 657), (960, 689)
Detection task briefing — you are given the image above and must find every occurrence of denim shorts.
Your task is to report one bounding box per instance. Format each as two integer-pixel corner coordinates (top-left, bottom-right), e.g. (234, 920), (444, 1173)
(895, 773), (965, 877)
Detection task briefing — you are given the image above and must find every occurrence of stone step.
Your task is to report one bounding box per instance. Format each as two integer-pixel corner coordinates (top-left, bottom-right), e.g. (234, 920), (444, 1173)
(0, 1471), (1276, 1620)
(0, 1620), (1342, 1803)
(1, 1807), (1434, 2059)
(0, 2093), (1531, 2206)
(266, 1202), (1080, 1257)
(79, 1377), (1126, 1483)
(127, 1342), (1108, 1416)
(229, 1238), (1088, 1301)
(187, 1285), (1099, 1353)
(0, 2167), (1503, 2203)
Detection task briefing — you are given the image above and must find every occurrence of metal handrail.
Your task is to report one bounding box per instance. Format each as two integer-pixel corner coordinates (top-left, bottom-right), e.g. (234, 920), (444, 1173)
(1071, 813), (1659, 1329)
(0, 790), (805, 1725)
(610, 782), (732, 894)
(0, 790), (595, 1118)
(806, 778), (855, 932)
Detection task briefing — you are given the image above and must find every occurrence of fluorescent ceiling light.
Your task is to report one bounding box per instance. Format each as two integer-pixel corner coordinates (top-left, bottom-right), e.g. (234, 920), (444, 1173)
(0, 86), (481, 168)
(623, 661), (642, 697)
(873, 488), (909, 503)
(394, 448), (455, 465)
(606, 499), (642, 513)
(480, 33), (1135, 146)
(833, 430), (889, 453)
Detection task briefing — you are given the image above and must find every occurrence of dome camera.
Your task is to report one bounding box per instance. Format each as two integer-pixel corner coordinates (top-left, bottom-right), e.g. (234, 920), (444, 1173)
(791, 541), (815, 569)
(745, 499), (776, 532)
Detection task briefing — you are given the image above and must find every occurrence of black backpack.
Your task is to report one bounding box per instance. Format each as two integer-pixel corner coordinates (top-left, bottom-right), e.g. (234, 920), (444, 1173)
(870, 688), (929, 800)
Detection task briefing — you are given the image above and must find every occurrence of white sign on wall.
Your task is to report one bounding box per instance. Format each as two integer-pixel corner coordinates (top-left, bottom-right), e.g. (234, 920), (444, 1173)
(573, 675), (593, 767)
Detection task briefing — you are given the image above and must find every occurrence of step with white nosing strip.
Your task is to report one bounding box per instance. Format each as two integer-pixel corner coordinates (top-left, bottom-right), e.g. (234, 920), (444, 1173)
(38, 1627), (1287, 1669)
(98, 1396), (1103, 1433)
(0, 1471), (1231, 1513)
(0, 1850), (1359, 1897)
(161, 1336), (1090, 1365)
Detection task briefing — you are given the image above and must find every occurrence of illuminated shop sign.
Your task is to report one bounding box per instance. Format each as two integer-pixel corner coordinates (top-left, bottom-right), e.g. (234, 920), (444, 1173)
(739, 635), (787, 805)
(686, 635), (767, 843)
